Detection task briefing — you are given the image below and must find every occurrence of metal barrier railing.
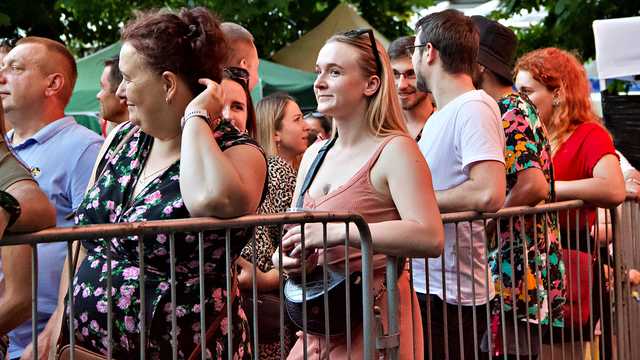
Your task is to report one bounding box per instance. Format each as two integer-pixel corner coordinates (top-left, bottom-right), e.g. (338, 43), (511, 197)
(393, 197), (639, 360)
(2, 199), (639, 360)
(2, 211), (375, 360)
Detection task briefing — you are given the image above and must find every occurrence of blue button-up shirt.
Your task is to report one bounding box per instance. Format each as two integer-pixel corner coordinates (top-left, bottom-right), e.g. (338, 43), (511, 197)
(6, 116), (103, 358)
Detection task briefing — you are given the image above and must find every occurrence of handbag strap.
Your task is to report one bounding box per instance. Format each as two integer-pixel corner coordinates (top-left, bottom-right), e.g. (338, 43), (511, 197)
(187, 275), (239, 360)
(295, 136), (337, 208)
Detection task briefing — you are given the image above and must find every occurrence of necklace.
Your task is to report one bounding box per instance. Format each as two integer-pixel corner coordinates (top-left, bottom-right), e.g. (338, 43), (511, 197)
(139, 163), (173, 183)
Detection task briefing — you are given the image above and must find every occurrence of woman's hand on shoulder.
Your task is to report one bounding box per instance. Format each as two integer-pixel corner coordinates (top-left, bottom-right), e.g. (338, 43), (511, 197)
(185, 78), (225, 119)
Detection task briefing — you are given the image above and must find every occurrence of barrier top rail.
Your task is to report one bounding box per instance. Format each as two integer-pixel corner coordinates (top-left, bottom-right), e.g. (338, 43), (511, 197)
(440, 199), (586, 223)
(2, 211), (369, 246)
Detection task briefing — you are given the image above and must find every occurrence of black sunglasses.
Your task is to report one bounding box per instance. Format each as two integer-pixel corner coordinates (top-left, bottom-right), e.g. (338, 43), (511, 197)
(343, 28), (382, 76)
(0, 37), (19, 49)
(223, 67), (250, 88)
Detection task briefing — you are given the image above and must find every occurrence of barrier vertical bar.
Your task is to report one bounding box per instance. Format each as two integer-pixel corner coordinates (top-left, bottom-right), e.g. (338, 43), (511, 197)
(607, 210), (618, 360)
(67, 242), (76, 360)
(612, 207), (626, 360)
(344, 221), (352, 359)
(250, 229), (259, 359)
(225, 228), (233, 360)
(106, 238), (113, 360)
(31, 243), (38, 360)
(532, 213), (543, 358)
(322, 222), (331, 358)
(408, 260), (416, 359)
(495, 219), (508, 360)
(482, 218), (492, 359)
(546, 211), (556, 360)
(575, 209), (584, 357)
(586, 210), (594, 360)
(278, 225), (286, 359)
(354, 217), (375, 360)
(468, 220), (478, 360)
(508, 216), (520, 359)
(454, 222), (464, 360)
(169, 233), (178, 360)
(300, 224), (308, 358)
(442, 245), (449, 360)
(425, 257), (433, 360)
(197, 232), (206, 360)
(519, 214), (532, 360)
(386, 256), (399, 360)
(138, 236), (146, 360)
(595, 210), (606, 359)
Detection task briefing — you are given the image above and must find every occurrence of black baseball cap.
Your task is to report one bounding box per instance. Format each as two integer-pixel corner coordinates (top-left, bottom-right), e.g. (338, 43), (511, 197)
(471, 16), (518, 84)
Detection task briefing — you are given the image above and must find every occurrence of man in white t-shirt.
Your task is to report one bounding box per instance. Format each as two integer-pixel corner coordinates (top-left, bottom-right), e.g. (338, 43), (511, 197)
(411, 9), (506, 360)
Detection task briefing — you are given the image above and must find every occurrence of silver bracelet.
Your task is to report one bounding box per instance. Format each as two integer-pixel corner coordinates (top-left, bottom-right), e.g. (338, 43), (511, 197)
(181, 109), (212, 130)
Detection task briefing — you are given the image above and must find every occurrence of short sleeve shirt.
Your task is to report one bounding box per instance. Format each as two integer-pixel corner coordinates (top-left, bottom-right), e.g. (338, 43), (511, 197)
(0, 136), (31, 191)
(490, 94), (564, 327)
(553, 122), (617, 231)
(413, 90), (505, 305)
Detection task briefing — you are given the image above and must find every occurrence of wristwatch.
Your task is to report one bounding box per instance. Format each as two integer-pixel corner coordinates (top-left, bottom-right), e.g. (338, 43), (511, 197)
(181, 109), (220, 130)
(0, 190), (21, 227)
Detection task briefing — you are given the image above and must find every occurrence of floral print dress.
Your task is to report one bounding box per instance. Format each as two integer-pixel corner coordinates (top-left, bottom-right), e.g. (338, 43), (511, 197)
(487, 94), (565, 352)
(68, 121), (262, 359)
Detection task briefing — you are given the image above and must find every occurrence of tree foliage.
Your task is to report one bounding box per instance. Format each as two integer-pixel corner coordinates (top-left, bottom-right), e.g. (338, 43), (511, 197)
(495, 0), (640, 61)
(1, 0), (433, 58)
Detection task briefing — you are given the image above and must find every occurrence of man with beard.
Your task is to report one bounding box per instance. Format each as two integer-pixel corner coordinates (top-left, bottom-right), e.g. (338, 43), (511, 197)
(388, 36), (435, 140)
(411, 10), (506, 360)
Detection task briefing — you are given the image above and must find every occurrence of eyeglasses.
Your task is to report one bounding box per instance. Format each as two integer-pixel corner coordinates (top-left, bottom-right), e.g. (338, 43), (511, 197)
(405, 43), (428, 54)
(343, 28), (382, 76)
(223, 67), (250, 88)
(393, 69), (416, 81)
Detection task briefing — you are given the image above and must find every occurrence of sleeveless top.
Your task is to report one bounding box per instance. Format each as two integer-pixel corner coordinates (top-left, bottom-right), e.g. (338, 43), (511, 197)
(70, 120), (262, 359)
(303, 135), (403, 272)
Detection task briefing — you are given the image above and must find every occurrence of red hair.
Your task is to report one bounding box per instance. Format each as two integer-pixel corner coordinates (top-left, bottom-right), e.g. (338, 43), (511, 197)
(514, 47), (604, 153)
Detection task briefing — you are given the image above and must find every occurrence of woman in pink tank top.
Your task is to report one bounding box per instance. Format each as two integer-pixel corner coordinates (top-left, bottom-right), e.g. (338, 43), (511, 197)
(273, 30), (445, 359)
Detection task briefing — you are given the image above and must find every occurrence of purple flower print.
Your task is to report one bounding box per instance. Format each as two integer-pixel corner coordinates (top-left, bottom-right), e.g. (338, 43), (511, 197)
(122, 267), (140, 280)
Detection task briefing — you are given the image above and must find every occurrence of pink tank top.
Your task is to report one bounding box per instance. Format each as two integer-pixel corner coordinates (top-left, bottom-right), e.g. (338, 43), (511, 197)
(303, 135), (404, 271)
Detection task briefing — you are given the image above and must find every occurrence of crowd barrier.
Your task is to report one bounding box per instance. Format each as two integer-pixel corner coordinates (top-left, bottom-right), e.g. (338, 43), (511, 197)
(2, 198), (638, 360)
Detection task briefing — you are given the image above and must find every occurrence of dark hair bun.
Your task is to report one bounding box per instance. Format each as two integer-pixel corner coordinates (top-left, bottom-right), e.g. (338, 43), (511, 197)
(122, 7), (227, 95)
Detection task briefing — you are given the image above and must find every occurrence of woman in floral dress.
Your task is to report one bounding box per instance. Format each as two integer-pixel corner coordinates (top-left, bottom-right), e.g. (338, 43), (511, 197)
(49, 7), (267, 359)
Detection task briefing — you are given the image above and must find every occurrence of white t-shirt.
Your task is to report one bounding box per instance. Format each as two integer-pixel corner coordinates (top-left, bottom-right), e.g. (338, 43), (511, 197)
(413, 90), (505, 305)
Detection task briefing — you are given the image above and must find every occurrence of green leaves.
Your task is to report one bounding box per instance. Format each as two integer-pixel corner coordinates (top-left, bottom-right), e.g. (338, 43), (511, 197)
(495, 0), (640, 61)
(1, 0), (434, 58)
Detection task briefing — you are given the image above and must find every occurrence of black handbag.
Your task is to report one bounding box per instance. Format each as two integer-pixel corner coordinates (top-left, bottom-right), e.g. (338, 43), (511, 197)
(282, 136), (364, 336)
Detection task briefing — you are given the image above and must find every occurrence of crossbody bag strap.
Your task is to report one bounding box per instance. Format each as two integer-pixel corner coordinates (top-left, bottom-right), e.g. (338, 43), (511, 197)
(187, 273), (239, 360)
(295, 136), (338, 208)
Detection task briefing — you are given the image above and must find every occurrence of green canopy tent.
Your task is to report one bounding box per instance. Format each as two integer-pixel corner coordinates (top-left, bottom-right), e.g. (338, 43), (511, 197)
(65, 42), (318, 130)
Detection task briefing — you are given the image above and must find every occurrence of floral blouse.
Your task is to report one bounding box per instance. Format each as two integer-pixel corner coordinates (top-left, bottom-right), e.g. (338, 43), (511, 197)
(68, 120), (263, 359)
(489, 94), (565, 332)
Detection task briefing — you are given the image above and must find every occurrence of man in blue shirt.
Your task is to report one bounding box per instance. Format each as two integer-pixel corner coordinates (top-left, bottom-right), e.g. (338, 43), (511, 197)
(0, 36), (103, 359)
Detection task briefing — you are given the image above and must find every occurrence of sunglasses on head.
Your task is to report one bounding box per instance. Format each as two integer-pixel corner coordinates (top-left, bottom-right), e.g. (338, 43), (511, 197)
(343, 28), (382, 77)
(223, 67), (250, 88)
(0, 37), (19, 49)
(303, 111), (326, 119)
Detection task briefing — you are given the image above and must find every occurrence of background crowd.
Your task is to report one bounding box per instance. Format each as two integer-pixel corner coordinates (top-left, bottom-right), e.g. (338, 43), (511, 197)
(0, 5), (638, 360)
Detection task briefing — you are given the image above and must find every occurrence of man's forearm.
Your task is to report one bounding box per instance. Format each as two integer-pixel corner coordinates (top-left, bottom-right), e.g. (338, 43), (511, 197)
(436, 179), (505, 213)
